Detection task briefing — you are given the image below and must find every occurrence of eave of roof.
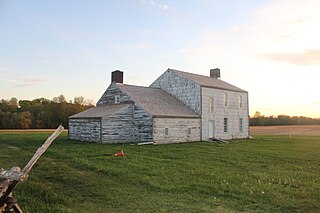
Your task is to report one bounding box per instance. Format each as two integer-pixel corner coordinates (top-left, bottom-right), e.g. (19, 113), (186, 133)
(69, 103), (132, 119)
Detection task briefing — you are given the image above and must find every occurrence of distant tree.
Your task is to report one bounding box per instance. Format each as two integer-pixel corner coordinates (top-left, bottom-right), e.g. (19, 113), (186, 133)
(58, 94), (66, 103)
(1, 98), (18, 112)
(250, 111), (266, 126)
(278, 115), (292, 125)
(0, 109), (5, 128)
(19, 111), (32, 128)
(52, 97), (59, 103)
(254, 111), (262, 118)
(250, 112), (320, 126)
(53, 95), (66, 103)
(9, 97), (18, 107)
(74, 96), (85, 105)
(0, 95), (95, 129)
(19, 100), (32, 108)
(84, 98), (95, 106)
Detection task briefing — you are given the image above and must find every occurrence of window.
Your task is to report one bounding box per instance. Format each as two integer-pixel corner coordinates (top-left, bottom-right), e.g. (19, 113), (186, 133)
(239, 118), (243, 132)
(224, 118), (228, 133)
(188, 128), (191, 135)
(224, 93), (228, 108)
(209, 97), (214, 112)
(165, 128), (169, 135)
(239, 95), (242, 108)
(115, 95), (120, 104)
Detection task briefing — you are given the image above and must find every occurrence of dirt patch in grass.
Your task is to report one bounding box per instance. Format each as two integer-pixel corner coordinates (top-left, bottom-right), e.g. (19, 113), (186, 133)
(250, 125), (320, 135)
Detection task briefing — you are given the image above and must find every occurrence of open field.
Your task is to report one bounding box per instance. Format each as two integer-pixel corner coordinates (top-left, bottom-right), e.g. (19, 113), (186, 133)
(0, 131), (319, 212)
(250, 125), (320, 136)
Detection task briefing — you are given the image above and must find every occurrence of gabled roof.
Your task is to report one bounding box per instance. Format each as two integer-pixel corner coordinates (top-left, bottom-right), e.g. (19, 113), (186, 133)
(69, 103), (131, 119)
(116, 84), (200, 118)
(169, 69), (247, 93)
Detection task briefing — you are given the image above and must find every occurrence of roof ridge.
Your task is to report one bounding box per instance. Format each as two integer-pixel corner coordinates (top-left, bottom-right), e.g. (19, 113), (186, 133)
(169, 68), (219, 80)
(168, 68), (247, 93)
(118, 83), (163, 90)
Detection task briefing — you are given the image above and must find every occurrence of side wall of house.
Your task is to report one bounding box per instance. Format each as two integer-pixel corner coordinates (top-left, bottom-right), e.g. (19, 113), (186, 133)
(101, 105), (135, 143)
(96, 83), (153, 143)
(150, 70), (201, 114)
(96, 83), (133, 106)
(202, 87), (249, 140)
(153, 118), (201, 144)
(69, 118), (101, 142)
(133, 104), (153, 143)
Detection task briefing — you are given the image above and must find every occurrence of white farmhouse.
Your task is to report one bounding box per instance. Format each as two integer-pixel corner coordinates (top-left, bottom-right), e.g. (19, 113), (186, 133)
(69, 68), (249, 144)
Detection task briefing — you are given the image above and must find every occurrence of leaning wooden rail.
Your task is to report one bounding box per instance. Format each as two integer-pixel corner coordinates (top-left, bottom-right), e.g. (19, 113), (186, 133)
(0, 125), (64, 212)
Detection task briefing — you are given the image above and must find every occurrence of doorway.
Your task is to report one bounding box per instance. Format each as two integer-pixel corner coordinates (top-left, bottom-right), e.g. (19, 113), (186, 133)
(208, 120), (215, 139)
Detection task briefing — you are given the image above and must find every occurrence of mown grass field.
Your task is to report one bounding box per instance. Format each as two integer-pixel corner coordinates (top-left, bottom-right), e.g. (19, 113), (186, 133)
(0, 131), (319, 212)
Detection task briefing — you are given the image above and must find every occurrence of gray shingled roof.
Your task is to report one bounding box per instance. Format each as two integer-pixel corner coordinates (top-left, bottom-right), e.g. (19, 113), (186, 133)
(169, 69), (247, 93)
(69, 103), (131, 118)
(116, 84), (200, 118)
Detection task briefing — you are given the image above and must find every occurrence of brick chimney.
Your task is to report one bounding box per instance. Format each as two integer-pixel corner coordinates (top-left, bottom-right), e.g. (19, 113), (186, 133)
(210, 68), (220, 79)
(111, 70), (123, 83)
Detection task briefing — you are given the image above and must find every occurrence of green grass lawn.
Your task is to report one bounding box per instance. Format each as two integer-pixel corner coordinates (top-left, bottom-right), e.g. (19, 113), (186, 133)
(0, 132), (319, 213)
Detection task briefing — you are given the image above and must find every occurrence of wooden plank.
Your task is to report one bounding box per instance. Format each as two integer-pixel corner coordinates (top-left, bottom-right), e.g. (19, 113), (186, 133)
(0, 125), (64, 211)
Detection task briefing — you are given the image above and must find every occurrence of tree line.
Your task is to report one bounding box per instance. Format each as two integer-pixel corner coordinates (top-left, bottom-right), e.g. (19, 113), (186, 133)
(250, 111), (320, 126)
(0, 95), (94, 129)
(1, 98), (319, 129)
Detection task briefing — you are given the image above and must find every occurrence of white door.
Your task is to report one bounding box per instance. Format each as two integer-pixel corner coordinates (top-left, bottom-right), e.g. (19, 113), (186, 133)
(208, 120), (215, 139)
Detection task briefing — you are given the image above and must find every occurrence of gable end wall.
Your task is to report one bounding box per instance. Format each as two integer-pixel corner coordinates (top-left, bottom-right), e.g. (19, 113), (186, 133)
(150, 70), (201, 114)
(101, 105), (135, 143)
(133, 104), (153, 143)
(97, 83), (133, 106)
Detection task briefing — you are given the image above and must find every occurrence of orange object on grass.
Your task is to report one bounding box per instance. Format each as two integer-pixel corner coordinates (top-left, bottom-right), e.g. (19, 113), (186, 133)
(112, 150), (124, 157)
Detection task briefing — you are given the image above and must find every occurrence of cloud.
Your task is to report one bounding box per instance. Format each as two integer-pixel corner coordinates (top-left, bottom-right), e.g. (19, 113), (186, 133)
(259, 49), (320, 66)
(0, 78), (45, 87)
(140, 0), (170, 11)
(0, 66), (45, 87)
(158, 4), (169, 10)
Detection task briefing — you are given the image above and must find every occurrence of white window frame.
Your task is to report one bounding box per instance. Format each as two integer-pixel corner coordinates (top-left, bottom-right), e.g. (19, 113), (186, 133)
(239, 118), (243, 132)
(115, 95), (120, 104)
(188, 128), (191, 135)
(224, 118), (228, 133)
(224, 93), (228, 108)
(239, 95), (242, 108)
(165, 128), (169, 135)
(209, 97), (214, 112)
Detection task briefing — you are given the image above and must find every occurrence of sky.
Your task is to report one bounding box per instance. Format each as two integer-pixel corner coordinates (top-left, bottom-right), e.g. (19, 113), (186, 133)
(0, 0), (319, 118)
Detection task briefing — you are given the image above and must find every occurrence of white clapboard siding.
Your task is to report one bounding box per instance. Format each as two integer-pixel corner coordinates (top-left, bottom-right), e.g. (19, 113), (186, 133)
(202, 87), (249, 140)
(153, 118), (201, 144)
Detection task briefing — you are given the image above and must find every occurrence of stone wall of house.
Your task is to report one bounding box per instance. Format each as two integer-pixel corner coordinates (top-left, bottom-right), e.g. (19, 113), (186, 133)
(101, 105), (135, 143)
(153, 118), (201, 144)
(133, 103), (153, 143)
(68, 118), (101, 142)
(150, 70), (201, 114)
(201, 87), (249, 140)
(96, 83), (133, 106)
